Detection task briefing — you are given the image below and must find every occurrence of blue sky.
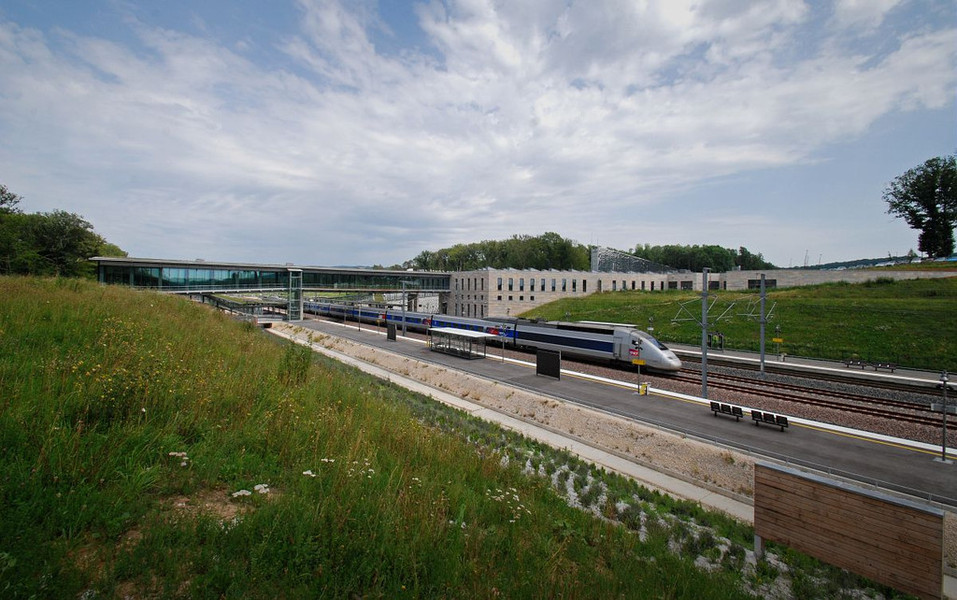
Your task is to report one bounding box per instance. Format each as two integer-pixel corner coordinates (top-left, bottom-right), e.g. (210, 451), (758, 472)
(1, 0), (954, 268)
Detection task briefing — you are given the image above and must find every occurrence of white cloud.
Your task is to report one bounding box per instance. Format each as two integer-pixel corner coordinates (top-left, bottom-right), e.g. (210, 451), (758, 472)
(832, 0), (903, 31)
(0, 1), (953, 266)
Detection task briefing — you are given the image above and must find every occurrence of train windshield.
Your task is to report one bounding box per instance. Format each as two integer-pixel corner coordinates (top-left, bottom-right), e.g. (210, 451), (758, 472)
(637, 331), (669, 350)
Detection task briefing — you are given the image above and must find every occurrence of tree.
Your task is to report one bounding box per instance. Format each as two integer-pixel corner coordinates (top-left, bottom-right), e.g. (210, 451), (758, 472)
(883, 155), (957, 259)
(0, 183), (126, 276)
(0, 183), (22, 214)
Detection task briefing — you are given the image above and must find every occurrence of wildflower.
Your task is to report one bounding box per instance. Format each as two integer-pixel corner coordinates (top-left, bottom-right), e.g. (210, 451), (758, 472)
(303, 470), (316, 477)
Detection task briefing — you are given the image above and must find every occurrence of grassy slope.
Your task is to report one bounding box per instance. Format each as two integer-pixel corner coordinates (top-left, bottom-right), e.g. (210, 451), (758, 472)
(0, 277), (755, 599)
(522, 275), (957, 371)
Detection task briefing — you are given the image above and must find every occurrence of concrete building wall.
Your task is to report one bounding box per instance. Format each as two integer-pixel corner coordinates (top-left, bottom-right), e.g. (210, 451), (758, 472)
(714, 268), (956, 291)
(449, 267), (954, 318)
(450, 269), (671, 317)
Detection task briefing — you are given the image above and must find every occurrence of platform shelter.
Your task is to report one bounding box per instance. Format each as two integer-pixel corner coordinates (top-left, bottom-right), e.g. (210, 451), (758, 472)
(428, 327), (496, 360)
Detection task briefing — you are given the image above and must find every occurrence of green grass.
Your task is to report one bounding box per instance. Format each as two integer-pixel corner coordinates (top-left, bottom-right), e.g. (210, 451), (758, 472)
(522, 276), (957, 370)
(0, 277), (919, 599)
(0, 277), (753, 599)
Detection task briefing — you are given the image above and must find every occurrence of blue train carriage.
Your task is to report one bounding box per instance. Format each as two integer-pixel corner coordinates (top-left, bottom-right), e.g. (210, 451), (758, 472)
(511, 321), (680, 372)
(302, 300), (679, 372)
(575, 320), (682, 373)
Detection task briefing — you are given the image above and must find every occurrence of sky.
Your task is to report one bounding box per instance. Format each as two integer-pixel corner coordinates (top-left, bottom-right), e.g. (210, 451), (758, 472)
(0, 0), (954, 269)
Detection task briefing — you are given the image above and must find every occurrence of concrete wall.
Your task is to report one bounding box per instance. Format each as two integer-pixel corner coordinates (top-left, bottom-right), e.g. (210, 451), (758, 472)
(449, 267), (955, 318)
(715, 268), (955, 291)
(450, 269), (672, 318)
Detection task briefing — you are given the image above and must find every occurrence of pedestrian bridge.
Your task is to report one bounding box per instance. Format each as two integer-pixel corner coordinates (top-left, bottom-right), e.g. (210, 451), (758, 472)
(92, 256), (451, 321)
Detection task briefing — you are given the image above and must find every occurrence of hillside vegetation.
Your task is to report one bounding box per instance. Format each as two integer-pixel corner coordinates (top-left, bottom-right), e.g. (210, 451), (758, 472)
(0, 277), (759, 599)
(522, 276), (957, 371)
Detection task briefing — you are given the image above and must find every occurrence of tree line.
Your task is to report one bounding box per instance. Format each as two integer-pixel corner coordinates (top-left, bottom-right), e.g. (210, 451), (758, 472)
(0, 184), (125, 278)
(632, 244), (776, 272)
(402, 232), (591, 271)
(402, 231), (777, 273)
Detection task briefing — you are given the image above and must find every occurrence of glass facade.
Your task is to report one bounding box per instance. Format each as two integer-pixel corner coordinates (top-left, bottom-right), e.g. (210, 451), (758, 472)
(96, 259), (450, 293)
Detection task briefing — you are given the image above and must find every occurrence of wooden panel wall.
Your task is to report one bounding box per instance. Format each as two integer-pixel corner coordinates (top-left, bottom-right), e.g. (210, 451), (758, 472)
(754, 463), (944, 600)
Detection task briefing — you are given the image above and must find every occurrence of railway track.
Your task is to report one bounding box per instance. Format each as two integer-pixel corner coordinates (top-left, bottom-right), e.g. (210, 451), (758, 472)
(671, 370), (955, 431)
(678, 353), (942, 396)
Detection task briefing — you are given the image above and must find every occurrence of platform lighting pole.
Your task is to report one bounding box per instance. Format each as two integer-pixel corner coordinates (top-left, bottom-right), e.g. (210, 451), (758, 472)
(401, 281), (407, 337)
(400, 280), (415, 337)
(759, 274), (767, 379)
(701, 268), (709, 399)
(937, 371), (953, 464)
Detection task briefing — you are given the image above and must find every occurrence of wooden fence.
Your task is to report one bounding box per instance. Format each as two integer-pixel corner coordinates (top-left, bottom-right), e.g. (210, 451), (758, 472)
(754, 462), (944, 600)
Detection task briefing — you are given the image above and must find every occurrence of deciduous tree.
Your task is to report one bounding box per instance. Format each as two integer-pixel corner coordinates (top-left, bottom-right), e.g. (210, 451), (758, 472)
(883, 155), (957, 259)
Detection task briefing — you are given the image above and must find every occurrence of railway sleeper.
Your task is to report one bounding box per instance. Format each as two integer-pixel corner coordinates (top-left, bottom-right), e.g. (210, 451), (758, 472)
(751, 409), (789, 432)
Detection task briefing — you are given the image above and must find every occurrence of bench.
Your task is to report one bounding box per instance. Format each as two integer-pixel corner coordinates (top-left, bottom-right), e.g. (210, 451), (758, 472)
(843, 359), (867, 369)
(872, 362), (897, 373)
(710, 401), (744, 422)
(751, 409), (789, 432)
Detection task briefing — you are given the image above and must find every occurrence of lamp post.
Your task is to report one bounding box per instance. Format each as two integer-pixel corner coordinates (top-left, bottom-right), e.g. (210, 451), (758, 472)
(400, 280), (415, 337)
(759, 274), (767, 379)
(701, 268), (709, 399)
(936, 371), (953, 464)
(401, 281), (407, 337)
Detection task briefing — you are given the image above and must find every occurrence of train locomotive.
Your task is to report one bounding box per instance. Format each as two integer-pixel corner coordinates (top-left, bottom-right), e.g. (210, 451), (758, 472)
(303, 300), (681, 373)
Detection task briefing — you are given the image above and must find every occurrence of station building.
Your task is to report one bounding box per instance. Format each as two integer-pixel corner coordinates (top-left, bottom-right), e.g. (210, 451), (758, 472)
(450, 266), (955, 319)
(93, 256), (953, 323)
(451, 268), (675, 318)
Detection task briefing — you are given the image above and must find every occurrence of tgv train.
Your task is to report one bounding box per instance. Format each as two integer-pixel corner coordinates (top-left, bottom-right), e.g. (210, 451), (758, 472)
(303, 300), (682, 373)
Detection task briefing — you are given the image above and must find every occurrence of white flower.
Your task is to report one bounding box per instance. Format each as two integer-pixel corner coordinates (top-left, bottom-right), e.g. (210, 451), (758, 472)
(303, 470), (316, 477)
(232, 489), (252, 497)
(254, 484), (270, 494)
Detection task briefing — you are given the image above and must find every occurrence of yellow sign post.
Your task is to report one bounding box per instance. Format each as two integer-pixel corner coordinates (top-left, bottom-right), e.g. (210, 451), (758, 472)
(632, 358), (646, 394)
